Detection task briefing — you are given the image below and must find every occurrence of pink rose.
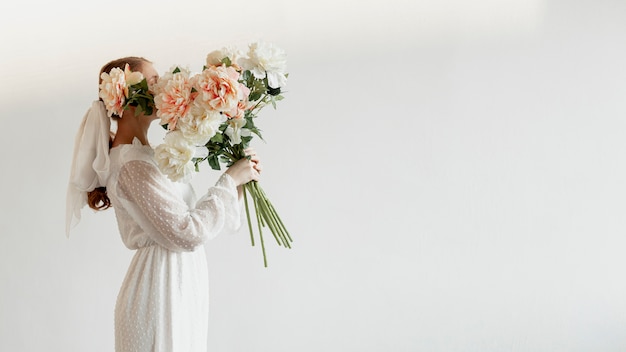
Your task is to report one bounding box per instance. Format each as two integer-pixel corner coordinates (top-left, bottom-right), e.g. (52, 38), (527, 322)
(193, 66), (245, 113)
(98, 67), (127, 117)
(154, 69), (196, 131)
(224, 85), (251, 119)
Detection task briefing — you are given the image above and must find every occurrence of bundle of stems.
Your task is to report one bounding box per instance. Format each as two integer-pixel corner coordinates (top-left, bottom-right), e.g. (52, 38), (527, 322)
(228, 145), (292, 267)
(242, 181), (292, 267)
(197, 90), (291, 267)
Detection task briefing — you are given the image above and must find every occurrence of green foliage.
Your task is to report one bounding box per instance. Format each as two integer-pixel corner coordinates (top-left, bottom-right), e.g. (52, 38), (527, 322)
(208, 154), (221, 170)
(126, 78), (155, 117)
(221, 57), (232, 66)
(244, 115), (264, 141)
(267, 86), (281, 96)
(243, 70), (268, 102)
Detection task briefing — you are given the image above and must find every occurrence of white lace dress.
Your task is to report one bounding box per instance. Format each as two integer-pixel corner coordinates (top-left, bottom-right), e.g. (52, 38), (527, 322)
(106, 138), (241, 352)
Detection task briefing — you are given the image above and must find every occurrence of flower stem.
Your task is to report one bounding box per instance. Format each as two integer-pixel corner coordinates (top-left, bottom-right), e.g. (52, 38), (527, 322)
(249, 183), (267, 267)
(243, 186), (254, 246)
(256, 183), (291, 242)
(253, 183), (290, 248)
(254, 182), (291, 246)
(248, 182), (281, 246)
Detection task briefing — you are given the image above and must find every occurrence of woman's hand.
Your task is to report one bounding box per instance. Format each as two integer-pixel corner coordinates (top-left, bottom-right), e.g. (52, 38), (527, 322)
(225, 148), (262, 186)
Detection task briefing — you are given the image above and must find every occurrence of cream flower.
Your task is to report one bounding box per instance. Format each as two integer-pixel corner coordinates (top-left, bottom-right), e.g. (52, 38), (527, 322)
(154, 130), (195, 182)
(225, 117), (250, 145)
(239, 41), (288, 89)
(177, 103), (227, 145)
(124, 64), (144, 86)
(153, 66), (196, 131)
(99, 67), (127, 117)
(206, 46), (242, 67)
(192, 65), (244, 113)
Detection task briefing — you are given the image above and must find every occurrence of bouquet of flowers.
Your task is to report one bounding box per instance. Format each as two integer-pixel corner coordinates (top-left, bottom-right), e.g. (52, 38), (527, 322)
(99, 63), (155, 118)
(152, 42), (291, 267)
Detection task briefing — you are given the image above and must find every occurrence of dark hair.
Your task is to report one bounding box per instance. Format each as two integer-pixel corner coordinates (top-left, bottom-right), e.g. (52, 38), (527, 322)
(87, 56), (151, 211)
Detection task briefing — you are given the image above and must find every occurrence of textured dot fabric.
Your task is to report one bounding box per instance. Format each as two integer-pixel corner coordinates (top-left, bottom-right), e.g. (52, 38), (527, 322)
(106, 138), (241, 352)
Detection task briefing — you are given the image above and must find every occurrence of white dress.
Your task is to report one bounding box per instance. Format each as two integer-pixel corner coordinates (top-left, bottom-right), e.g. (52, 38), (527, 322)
(106, 138), (241, 352)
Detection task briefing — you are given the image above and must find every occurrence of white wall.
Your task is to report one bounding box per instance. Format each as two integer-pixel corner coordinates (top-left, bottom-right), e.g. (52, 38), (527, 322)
(2, 0), (626, 351)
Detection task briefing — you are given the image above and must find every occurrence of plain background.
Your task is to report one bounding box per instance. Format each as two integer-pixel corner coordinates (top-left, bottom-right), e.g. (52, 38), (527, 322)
(1, 0), (626, 351)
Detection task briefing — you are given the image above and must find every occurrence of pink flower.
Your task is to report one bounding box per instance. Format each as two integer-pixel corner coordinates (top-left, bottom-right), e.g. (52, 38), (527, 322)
(99, 67), (127, 117)
(154, 68), (196, 130)
(224, 85), (252, 119)
(193, 65), (245, 113)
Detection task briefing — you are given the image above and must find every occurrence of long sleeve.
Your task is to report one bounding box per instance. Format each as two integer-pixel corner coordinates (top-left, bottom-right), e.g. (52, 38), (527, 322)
(116, 159), (241, 252)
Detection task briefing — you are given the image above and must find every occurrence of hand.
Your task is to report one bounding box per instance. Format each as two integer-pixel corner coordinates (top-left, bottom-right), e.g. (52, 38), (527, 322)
(225, 148), (262, 186)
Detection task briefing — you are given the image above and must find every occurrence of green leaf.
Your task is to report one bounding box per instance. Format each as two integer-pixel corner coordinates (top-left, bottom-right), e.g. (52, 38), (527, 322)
(241, 135), (253, 144)
(249, 91), (263, 102)
(162, 123), (169, 130)
(267, 86), (281, 96)
(210, 133), (223, 143)
(221, 57), (232, 66)
(220, 155), (234, 167)
(208, 155), (221, 170)
(172, 67), (181, 74)
(193, 159), (202, 172)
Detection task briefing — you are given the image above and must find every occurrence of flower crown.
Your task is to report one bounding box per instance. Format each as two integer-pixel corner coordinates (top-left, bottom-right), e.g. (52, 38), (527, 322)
(98, 64), (155, 118)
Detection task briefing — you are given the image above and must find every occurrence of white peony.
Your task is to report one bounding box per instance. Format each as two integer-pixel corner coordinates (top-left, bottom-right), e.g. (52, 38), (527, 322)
(154, 130), (195, 182)
(239, 41), (288, 89)
(177, 103), (227, 145)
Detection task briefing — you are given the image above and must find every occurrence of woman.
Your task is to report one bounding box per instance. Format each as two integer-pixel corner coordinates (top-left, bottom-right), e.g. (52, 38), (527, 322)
(66, 56), (261, 352)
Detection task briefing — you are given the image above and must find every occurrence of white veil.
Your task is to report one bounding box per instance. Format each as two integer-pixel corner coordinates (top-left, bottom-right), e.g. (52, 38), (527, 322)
(65, 100), (111, 237)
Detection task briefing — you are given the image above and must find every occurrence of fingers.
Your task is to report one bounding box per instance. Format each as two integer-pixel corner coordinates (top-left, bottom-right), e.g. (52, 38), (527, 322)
(244, 148), (261, 173)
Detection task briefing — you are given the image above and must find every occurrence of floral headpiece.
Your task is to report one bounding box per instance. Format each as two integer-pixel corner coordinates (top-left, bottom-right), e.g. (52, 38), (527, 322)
(98, 64), (155, 118)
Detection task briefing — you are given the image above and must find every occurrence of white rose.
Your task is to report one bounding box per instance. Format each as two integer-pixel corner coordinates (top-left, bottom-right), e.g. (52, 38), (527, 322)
(238, 41), (288, 88)
(154, 130), (195, 182)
